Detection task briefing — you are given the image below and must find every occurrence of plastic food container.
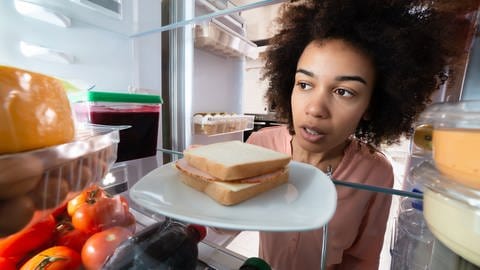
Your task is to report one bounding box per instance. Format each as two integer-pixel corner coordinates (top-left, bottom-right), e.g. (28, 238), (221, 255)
(412, 124), (433, 154)
(418, 101), (480, 189)
(430, 239), (480, 270)
(76, 91), (162, 162)
(411, 161), (480, 267)
(0, 124), (119, 237)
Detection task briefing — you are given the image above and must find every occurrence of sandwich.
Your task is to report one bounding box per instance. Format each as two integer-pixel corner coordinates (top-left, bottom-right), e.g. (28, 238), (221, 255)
(175, 141), (291, 206)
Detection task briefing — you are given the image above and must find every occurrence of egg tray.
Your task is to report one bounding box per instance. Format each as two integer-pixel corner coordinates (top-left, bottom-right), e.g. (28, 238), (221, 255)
(0, 124), (120, 237)
(192, 113), (254, 135)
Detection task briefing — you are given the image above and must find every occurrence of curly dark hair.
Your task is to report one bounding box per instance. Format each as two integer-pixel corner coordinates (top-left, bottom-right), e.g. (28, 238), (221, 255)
(263, 0), (479, 146)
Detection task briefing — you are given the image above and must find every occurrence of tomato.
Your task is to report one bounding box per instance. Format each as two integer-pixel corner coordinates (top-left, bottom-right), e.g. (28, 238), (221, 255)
(67, 186), (134, 235)
(55, 223), (90, 253)
(72, 196), (131, 234)
(67, 186), (106, 217)
(0, 213), (56, 258)
(81, 226), (132, 270)
(20, 246), (81, 270)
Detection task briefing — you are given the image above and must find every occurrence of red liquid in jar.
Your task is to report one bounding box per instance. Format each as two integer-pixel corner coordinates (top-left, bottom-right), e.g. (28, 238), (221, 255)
(89, 106), (159, 162)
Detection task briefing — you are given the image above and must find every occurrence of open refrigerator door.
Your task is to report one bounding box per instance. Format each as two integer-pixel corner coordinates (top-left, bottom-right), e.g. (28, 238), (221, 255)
(3, 0), (479, 269)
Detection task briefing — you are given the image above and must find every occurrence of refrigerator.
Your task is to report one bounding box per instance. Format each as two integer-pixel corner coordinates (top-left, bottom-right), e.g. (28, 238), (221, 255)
(0, 0), (280, 269)
(1, 0), (479, 269)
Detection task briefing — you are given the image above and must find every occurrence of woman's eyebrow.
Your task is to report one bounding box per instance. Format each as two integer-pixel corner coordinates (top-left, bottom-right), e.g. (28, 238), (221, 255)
(335, 75), (367, 85)
(296, 68), (315, 77)
(296, 69), (368, 85)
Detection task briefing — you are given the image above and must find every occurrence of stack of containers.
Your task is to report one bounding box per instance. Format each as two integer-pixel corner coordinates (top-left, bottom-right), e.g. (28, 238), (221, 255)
(390, 195), (435, 270)
(390, 124), (436, 269)
(410, 101), (480, 268)
(0, 66), (144, 269)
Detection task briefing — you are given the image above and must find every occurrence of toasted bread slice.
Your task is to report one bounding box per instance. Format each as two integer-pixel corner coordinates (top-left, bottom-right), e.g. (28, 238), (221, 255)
(183, 141), (291, 181)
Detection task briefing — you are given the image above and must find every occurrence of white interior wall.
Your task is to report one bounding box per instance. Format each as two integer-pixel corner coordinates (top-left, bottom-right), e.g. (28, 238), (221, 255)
(190, 47), (245, 145)
(0, 1), (133, 90)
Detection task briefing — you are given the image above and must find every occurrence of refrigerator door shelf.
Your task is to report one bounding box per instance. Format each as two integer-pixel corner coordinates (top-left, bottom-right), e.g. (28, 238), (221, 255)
(194, 20), (258, 59)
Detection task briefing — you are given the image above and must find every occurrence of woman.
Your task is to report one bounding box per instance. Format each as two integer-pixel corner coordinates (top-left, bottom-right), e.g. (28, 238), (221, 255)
(246, 0), (478, 269)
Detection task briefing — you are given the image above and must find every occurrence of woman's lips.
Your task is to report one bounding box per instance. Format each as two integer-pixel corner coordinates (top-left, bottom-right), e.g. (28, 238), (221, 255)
(299, 126), (326, 143)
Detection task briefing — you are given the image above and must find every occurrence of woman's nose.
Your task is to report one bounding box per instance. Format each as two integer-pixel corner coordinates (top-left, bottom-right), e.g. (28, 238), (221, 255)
(305, 89), (330, 118)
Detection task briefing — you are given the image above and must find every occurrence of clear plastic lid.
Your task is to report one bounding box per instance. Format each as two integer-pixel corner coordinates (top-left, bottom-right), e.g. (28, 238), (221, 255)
(410, 161), (480, 209)
(418, 101), (480, 129)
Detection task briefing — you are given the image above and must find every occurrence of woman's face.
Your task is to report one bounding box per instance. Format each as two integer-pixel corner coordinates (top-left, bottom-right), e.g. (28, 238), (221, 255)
(291, 39), (375, 155)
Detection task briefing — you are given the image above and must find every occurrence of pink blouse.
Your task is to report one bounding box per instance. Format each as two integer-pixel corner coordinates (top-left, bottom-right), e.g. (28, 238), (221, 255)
(247, 125), (394, 270)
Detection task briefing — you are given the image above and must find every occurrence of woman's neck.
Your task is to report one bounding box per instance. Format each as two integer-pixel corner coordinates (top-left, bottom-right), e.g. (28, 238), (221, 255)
(290, 136), (349, 174)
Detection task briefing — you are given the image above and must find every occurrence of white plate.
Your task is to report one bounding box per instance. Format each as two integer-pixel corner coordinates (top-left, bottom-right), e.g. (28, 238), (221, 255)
(130, 161), (337, 231)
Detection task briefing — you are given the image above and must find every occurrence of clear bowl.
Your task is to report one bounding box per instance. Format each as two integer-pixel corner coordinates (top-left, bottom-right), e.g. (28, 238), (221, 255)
(418, 101), (480, 189)
(411, 161), (480, 266)
(0, 124), (119, 237)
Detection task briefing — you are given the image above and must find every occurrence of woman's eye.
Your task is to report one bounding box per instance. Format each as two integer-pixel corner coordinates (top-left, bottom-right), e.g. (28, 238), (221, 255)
(334, 88), (355, 97)
(297, 82), (312, 90)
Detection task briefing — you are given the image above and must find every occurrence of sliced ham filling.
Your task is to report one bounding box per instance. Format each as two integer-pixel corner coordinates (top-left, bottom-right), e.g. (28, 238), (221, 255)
(175, 158), (285, 183)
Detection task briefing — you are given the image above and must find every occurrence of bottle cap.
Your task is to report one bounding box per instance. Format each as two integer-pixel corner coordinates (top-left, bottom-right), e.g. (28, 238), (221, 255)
(187, 224), (207, 242)
(411, 188), (424, 211)
(242, 257), (271, 270)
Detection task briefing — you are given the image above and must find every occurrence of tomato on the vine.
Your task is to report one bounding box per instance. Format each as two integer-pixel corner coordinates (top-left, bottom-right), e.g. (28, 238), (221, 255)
(81, 226), (132, 270)
(20, 246), (81, 270)
(71, 195), (132, 234)
(67, 186), (106, 217)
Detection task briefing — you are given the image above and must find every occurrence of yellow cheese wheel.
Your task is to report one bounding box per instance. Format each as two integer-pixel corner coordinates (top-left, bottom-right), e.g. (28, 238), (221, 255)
(0, 66), (74, 154)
